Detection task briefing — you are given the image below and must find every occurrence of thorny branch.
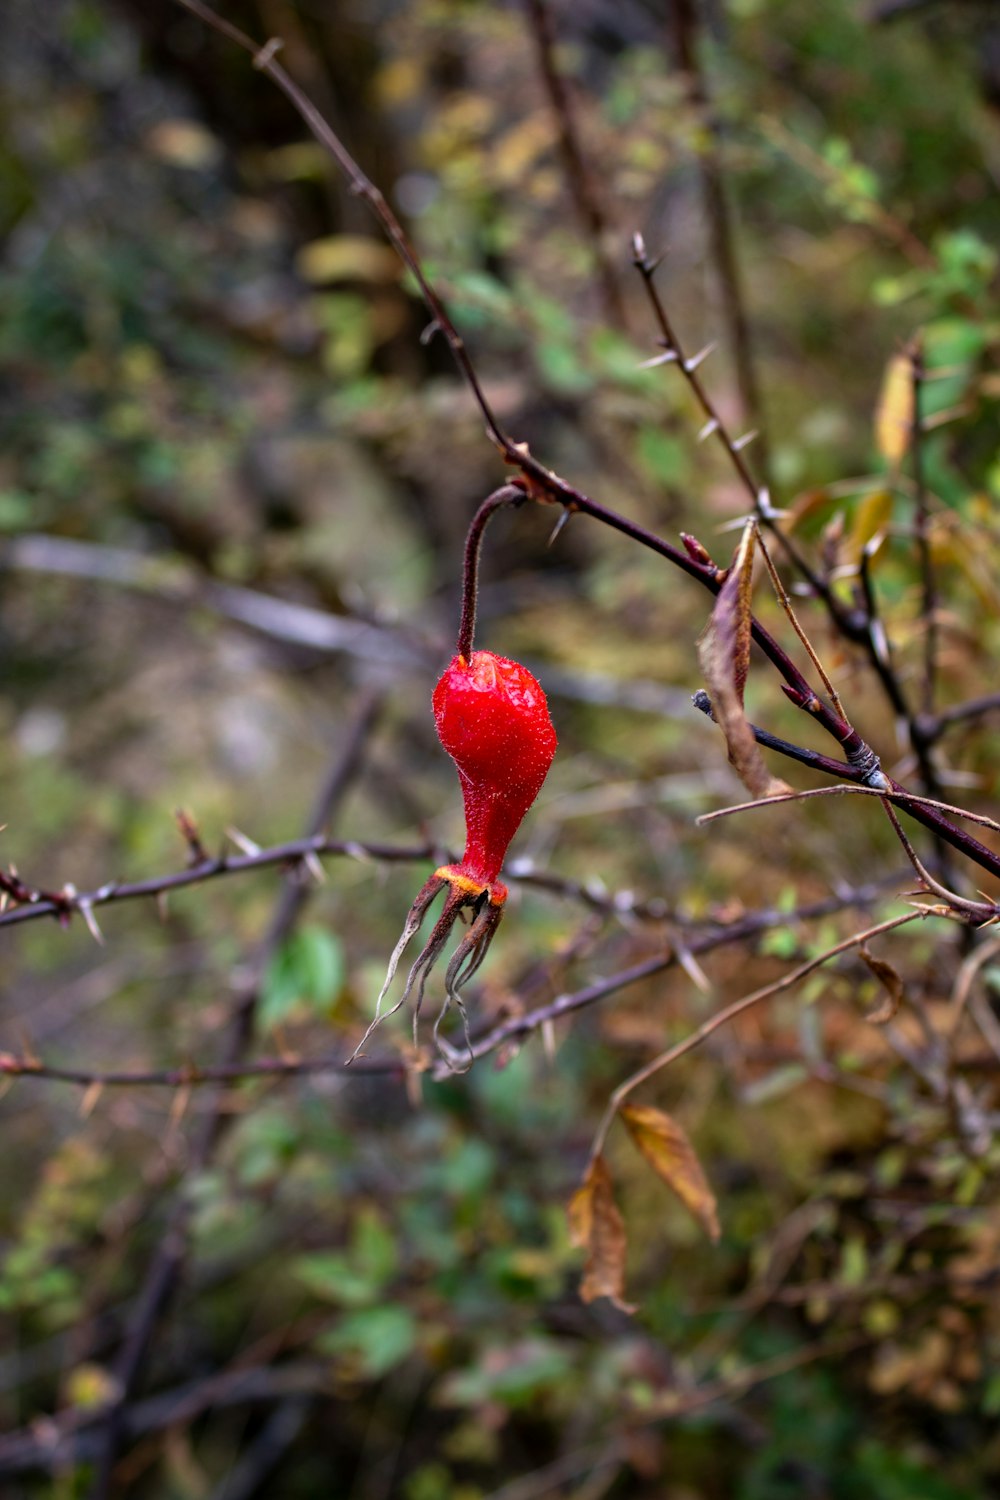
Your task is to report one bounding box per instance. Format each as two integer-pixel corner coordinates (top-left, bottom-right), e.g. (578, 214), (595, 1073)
(2, 876), (911, 1092)
(85, 689), (382, 1499)
(523, 0), (626, 328)
(169, 0), (1000, 893)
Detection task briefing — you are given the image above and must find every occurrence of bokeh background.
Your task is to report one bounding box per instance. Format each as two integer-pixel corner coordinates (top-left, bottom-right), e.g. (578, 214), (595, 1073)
(2, 0), (1000, 1495)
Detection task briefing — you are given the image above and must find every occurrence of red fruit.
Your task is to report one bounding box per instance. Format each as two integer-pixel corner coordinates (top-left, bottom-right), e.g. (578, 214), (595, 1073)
(432, 651), (557, 901)
(352, 648), (556, 1068)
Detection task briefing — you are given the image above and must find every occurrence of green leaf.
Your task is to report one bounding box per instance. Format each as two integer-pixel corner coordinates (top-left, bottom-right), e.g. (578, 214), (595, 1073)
(319, 1305), (417, 1378)
(259, 926), (345, 1031)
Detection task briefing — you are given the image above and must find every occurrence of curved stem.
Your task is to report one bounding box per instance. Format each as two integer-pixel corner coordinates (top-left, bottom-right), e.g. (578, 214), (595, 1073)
(456, 484), (527, 660)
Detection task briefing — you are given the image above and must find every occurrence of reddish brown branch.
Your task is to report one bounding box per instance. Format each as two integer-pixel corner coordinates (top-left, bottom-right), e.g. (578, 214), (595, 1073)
(164, 0), (1000, 887)
(523, 0), (626, 327)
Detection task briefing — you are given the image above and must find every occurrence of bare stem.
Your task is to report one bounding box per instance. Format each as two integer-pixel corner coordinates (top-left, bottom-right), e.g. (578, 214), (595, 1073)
(456, 484), (527, 660)
(524, 0), (626, 328)
(668, 0), (769, 470)
(167, 0), (1000, 889)
(590, 909), (928, 1157)
(911, 337), (937, 717)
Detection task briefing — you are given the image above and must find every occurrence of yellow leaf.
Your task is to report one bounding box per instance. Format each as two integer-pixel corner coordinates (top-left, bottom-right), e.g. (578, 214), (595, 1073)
(567, 1154), (635, 1312)
(145, 119), (221, 170)
(296, 236), (402, 285)
(621, 1104), (720, 1242)
(66, 1362), (121, 1411)
(875, 350), (913, 471)
(492, 113), (558, 188)
(696, 520), (791, 801)
(847, 489), (893, 564)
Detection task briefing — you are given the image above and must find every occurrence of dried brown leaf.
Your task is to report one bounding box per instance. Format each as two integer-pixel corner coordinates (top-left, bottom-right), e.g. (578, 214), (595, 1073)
(859, 945), (905, 1024)
(567, 1154), (635, 1312)
(621, 1104), (721, 1242)
(697, 520), (791, 800)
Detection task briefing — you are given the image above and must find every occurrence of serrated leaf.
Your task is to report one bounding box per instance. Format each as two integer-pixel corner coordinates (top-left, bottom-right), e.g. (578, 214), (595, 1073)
(859, 946), (905, 1024)
(697, 520), (790, 800)
(875, 350), (913, 471)
(567, 1154), (634, 1312)
(621, 1104), (720, 1242)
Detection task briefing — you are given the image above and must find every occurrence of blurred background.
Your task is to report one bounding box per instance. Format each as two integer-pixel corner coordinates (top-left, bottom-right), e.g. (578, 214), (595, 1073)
(2, 0), (1000, 1494)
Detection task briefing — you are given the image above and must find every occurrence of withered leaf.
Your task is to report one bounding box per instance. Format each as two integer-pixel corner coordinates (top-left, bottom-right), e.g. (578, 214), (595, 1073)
(567, 1154), (635, 1312)
(621, 1104), (720, 1242)
(697, 520), (791, 801)
(859, 945), (905, 1025)
(875, 350), (914, 472)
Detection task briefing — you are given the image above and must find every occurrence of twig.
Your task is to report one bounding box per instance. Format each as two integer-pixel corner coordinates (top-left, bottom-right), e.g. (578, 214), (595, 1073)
(0, 878), (909, 1092)
(925, 691), (1000, 741)
(86, 690), (382, 1498)
(590, 909), (929, 1156)
(668, 0), (769, 472)
(0, 837), (437, 931)
(456, 484), (527, 660)
(632, 235), (831, 613)
(166, 0), (1000, 889)
(910, 337), (937, 717)
(0, 533), (429, 668)
(690, 692), (1000, 882)
(523, 0), (626, 328)
(435, 875), (915, 1075)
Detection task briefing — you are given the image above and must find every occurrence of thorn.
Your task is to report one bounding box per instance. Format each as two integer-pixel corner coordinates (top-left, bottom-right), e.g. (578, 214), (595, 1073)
(631, 231), (646, 262)
(226, 827), (262, 857)
(252, 36), (284, 70)
(547, 510), (571, 547)
(80, 1081), (104, 1118)
(676, 943), (712, 994)
(697, 418), (720, 443)
(344, 841), (375, 864)
(169, 1083), (193, 1131)
(684, 342), (717, 373)
(157, 891), (170, 923)
(732, 430), (758, 452)
(419, 319), (441, 346)
(79, 901), (105, 947)
(542, 1017), (557, 1062)
(637, 349), (678, 368)
(303, 851), (326, 885)
(869, 618), (891, 667)
(757, 487), (778, 519)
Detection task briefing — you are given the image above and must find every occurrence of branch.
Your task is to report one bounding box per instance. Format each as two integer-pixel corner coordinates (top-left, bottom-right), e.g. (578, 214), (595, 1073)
(523, 0), (626, 328)
(86, 689), (382, 1498)
(591, 908), (929, 1156)
(0, 836), (437, 931)
(0, 533), (429, 667)
(667, 0), (770, 472)
(2, 877), (906, 1092)
(165, 0), (1000, 887)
